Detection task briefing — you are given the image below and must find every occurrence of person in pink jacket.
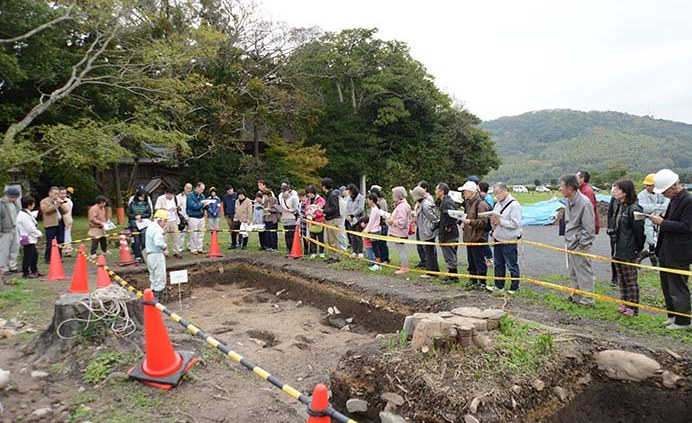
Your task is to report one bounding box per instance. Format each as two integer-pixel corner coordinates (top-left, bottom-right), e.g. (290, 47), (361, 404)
(305, 185), (326, 259)
(388, 186), (412, 274)
(363, 193), (386, 270)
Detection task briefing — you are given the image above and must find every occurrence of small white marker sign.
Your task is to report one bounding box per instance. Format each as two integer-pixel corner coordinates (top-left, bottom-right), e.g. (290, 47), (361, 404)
(169, 269), (189, 285)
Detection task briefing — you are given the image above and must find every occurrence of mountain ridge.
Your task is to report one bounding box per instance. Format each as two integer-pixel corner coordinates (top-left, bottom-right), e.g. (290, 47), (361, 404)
(481, 109), (692, 183)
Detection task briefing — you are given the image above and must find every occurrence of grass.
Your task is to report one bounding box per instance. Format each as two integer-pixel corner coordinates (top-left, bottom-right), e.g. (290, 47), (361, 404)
(480, 314), (555, 374)
(508, 191), (556, 205)
(83, 351), (127, 384)
(0, 277), (58, 325)
(516, 272), (692, 345)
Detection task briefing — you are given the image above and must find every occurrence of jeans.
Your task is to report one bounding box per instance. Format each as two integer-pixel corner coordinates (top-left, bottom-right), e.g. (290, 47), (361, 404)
(346, 220), (363, 254)
(284, 224), (296, 252)
(131, 227), (146, 259)
(423, 238), (439, 275)
(307, 230), (324, 254)
(467, 245), (488, 284)
(226, 216), (237, 246)
(494, 243), (520, 291)
(44, 219), (65, 263)
(416, 230), (426, 267)
(379, 225), (390, 262)
(264, 221), (278, 250)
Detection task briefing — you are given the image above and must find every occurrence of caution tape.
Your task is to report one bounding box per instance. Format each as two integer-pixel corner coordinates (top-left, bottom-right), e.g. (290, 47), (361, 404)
(304, 236), (692, 319)
(79, 252), (358, 423)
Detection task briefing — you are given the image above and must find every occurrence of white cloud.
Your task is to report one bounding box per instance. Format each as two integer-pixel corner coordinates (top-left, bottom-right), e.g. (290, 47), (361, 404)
(259, 0), (692, 123)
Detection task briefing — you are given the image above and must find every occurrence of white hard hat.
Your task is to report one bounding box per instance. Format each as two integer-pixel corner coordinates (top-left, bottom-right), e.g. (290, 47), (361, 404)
(653, 169), (679, 194)
(459, 181), (478, 192)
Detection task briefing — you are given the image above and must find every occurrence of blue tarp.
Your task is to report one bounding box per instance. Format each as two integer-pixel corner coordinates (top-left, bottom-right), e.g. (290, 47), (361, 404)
(521, 194), (612, 226)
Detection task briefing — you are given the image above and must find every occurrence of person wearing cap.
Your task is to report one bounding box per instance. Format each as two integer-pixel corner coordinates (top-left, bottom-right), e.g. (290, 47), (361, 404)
(649, 169), (692, 330)
(58, 187), (74, 257)
(637, 173), (669, 266)
(127, 186), (153, 263)
(412, 186), (439, 278)
(0, 187), (22, 281)
(559, 174), (596, 306)
(206, 187), (221, 230)
(146, 209), (170, 303)
(87, 196), (109, 258)
(40, 186), (70, 264)
(460, 181), (491, 288)
(222, 185), (238, 249)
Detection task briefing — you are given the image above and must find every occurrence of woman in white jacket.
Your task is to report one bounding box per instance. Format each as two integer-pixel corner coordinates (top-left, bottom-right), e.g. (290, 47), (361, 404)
(16, 196), (43, 278)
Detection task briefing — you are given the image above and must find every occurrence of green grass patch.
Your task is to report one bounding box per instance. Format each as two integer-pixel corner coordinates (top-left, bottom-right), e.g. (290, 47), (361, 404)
(0, 278), (57, 325)
(483, 314), (555, 373)
(517, 275), (692, 345)
(83, 351), (127, 384)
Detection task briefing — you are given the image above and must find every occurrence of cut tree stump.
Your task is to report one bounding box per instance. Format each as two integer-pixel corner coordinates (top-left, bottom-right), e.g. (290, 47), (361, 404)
(30, 292), (144, 363)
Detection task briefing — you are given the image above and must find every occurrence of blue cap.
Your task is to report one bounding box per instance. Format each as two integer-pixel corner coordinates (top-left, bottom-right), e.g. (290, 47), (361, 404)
(467, 175), (480, 184)
(4, 187), (20, 198)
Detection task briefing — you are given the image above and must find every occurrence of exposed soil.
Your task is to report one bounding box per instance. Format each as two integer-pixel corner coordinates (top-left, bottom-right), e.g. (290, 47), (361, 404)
(1, 230), (690, 423)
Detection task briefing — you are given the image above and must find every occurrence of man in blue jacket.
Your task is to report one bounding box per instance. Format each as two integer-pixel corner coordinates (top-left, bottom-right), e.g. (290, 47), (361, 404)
(186, 182), (207, 255)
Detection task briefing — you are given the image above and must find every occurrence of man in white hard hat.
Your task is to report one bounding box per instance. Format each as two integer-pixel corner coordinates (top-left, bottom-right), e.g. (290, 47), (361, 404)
(637, 173), (669, 266)
(649, 169), (691, 330)
(146, 209), (169, 303)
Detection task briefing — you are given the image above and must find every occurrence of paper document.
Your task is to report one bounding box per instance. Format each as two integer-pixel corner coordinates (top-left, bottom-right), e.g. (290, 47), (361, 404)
(201, 199), (214, 206)
(449, 191), (463, 204)
(136, 219), (151, 230)
(103, 220), (117, 231)
(447, 210), (467, 220)
(633, 211), (652, 221)
(478, 211), (502, 218)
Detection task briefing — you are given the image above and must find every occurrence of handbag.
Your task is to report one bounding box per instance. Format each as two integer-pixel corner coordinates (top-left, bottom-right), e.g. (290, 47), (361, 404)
(408, 220), (416, 235)
(309, 222), (324, 234)
(20, 235), (30, 246)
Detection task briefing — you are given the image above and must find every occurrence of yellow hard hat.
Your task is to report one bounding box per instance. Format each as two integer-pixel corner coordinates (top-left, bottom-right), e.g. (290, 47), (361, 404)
(153, 209), (169, 220)
(642, 173), (655, 186)
(66, 187), (75, 194)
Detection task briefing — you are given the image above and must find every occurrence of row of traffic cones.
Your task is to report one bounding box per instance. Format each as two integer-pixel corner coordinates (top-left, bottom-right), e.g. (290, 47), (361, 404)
(47, 240), (111, 292)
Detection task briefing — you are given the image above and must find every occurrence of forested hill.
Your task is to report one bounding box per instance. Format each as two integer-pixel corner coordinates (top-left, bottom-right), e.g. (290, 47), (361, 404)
(481, 109), (692, 184)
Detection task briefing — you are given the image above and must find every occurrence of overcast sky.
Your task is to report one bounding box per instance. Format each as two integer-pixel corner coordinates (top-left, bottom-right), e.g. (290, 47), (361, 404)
(259, 0), (692, 123)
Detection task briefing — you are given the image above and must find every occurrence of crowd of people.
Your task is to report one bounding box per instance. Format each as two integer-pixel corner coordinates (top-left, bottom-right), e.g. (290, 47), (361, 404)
(0, 168), (689, 330)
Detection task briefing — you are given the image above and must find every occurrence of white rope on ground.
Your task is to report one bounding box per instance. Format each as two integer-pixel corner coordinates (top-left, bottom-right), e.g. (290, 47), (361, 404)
(56, 285), (139, 340)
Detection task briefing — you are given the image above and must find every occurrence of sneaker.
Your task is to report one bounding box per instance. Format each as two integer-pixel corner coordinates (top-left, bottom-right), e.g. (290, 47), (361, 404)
(310, 254), (317, 259)
(666, 322), (692, 330)
(319, 253), (325, 258)
(369, 264), (382, 271)
(662, 317), (675, 326)
(507, 290), (517, 295)
(357, 253), (364, 258)
(465, 281), (478, 288)
(394, 269), (408, 275)
(486, 285), (497, 292)
(620, 308), (637, 317)
(191, 251), (198, 255)
(27, 273), (40, 279)
(485, 258), (494, 267)
(617, 304), (627, 312)
(419, 274), (433, 279)
(610, 279), (619, 288)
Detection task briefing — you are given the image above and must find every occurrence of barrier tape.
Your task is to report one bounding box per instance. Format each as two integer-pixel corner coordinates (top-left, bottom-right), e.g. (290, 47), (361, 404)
(78, 252), (359, 423)
(304, 236), (692, 319)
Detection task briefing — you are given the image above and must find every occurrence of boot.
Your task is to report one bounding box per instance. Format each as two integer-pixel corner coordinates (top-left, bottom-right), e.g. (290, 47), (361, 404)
(153, 290), (164, 304)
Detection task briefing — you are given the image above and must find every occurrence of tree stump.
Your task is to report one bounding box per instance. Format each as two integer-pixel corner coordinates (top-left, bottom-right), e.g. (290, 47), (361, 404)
(30, 291), (144, 363)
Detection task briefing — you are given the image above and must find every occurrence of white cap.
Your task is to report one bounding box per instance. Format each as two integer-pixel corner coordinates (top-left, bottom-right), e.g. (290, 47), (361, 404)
(653, 169), (679, 194)
(459, 181), (478, 192)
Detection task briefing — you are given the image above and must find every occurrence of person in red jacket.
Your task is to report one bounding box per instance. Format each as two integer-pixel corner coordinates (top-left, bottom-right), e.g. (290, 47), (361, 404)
(577, 170), (600, 235)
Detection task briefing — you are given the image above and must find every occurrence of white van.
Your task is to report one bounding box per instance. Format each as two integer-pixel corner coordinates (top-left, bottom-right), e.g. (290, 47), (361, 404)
(512, 185), (529, 193)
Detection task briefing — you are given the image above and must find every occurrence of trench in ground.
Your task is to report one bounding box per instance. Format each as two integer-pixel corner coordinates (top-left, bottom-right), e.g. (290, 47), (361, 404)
(127, 262), (689, 423)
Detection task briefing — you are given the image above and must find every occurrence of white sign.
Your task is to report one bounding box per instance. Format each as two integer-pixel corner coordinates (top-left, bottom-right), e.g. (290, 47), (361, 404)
(169, 269), (189, 285)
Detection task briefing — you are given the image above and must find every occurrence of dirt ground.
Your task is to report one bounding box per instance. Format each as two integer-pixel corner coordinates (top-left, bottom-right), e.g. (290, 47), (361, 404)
(1, 230), (690, 423)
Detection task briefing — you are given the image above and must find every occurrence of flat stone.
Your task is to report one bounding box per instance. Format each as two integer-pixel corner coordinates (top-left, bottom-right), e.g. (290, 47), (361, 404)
(32, 407), (52, 417)
(327, 315), (347, 329)
(451, 307), (506, 320)
(662, 371), (683, 389)
(576, 374), (591, 385)
(379, 411), (407, 423)
(595, 350), (661, 381)
(510, 385), (522, 395)
(553, 386), (567, 402)
(381, 392), (405, 406)
(31, 371), (49, 379)
(464, 415), (480, 423)
(346, 398), (368, 414)
(532, 379), (545, 392)
(0, 369), (10, 389)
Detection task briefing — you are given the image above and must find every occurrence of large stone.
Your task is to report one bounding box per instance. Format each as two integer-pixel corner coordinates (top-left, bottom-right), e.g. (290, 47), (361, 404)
(32, 407), (52, 417)
(346, 398), (368, 414)
(595, 350), (661, 381)
(31, 370), (49, 379)
(380, 411), (407, 423)
(464, 415), (480, 423)
(451, 307), (506, 320)
(662, 371), (683, 389)
(0, 369), (10, 389)
(411, 320), (445, 350)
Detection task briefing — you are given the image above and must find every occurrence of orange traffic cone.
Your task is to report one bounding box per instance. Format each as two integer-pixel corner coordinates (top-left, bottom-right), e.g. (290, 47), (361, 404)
(116, 233), (137, 266)
(96, 255), (111, 288)
(307, 384), (330, 423)
(47, 239), (67, 281)
(207, 227), (222, 258)
(289, 226), (302, 259)
(67, 244), (89, 294)
(128, 289), (197, 390)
